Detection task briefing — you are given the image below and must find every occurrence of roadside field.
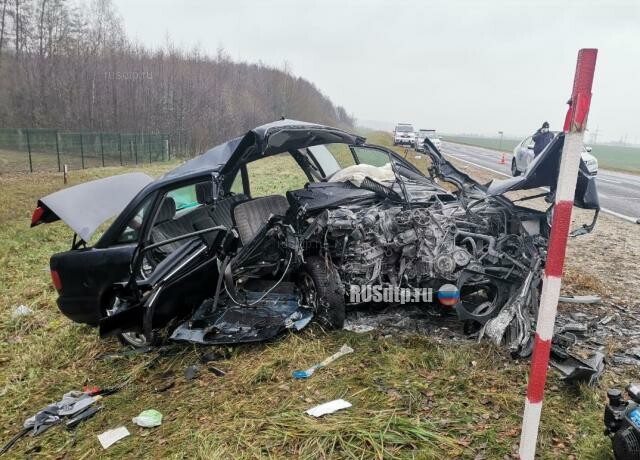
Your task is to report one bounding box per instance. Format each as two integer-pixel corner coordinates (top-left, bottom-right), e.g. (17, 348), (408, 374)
(1, 141), (634, 458)
(442, 135), (640, 174)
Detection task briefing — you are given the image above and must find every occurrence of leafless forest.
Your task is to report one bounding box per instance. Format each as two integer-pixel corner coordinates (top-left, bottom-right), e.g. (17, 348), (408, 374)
(0, 0), (354, 153)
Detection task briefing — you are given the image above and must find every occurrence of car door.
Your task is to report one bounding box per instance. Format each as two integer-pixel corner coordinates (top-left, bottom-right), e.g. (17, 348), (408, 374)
(517, 137), (532, 171)
(50, 193), (156, 326)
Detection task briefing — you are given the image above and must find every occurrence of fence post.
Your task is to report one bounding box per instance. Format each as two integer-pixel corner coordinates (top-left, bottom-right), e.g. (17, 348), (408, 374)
(149, 139), (152, 164)
(55, 131), (61, 172)
(26, 129), (33, 173)
(118, 134), (123, 166)
(165, 138), (170, 161)
(134, 139), (138, 165)
(80, 133), (85, 169)
(100, 133), (105, 167)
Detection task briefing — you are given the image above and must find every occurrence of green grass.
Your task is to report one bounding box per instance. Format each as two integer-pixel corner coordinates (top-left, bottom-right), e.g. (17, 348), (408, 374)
(0, 150), (618, 458)
(442, 135), (640, 174)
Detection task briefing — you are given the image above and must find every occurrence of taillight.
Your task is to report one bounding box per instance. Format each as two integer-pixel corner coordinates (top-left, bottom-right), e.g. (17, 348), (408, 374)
(51, 270), (62, 291)
(31, 206), (45, 226)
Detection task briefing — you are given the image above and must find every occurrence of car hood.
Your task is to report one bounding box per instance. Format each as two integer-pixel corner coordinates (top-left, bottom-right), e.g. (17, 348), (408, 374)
(425, 133), (599, 210)
(486, 133), (599, 209)
(31, 172), (153, 241)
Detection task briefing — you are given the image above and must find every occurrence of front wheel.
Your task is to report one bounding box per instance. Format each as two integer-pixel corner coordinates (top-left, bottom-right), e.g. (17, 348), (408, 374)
(300, 256), (345, 329)
(511, 158), (521, 176)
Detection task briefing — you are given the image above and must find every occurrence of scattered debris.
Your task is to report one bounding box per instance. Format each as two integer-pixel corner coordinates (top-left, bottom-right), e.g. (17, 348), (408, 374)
(65, 406), (102, 430)
(551, 350), (605, 385)
(11, 304), (33, 318)
(343, 323), (375, 333)
(97, 426), (130, 449)
(305, 399), (352, 417)
(292, 344), (354, 379)
(559, 295), (601, 304)
(22, 391), (102, 436)
(599, 314), (617, 325)
(184, 365), (199, 381)
(207, 366), (226, 377)
(132, 409), (163, 428)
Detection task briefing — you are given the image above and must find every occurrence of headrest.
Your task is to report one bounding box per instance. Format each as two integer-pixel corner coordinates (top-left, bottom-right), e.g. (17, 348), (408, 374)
(156, 196), (176, 223)
(195, 182), (214, 204)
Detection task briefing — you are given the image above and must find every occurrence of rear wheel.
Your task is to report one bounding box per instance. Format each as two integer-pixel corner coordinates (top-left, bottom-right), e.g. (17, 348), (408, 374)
(105, 297), (158, 348)
(511, 158), (521, 176)
(300, 256), (345, 329)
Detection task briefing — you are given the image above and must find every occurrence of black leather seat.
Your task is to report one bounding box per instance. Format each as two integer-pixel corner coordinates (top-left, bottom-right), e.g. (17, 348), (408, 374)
(232, 195), (289, 245)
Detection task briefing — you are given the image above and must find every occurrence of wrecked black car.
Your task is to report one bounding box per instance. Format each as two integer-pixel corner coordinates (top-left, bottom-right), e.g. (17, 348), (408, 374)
(32, 119), (600, 354)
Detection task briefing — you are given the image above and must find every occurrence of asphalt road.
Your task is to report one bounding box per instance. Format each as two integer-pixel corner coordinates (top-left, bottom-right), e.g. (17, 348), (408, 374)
(440, 141), (640, 223)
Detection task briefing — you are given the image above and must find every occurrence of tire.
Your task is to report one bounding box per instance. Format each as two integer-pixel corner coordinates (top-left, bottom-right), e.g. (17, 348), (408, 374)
(300, 256), (345, 329)
(105, 297), (159, 348)
(511, 158), (521, 176)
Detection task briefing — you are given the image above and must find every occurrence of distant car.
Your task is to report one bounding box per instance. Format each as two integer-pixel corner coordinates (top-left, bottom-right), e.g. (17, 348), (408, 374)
(511, 133), (598, 176)
(415, 129), (441, 151)
(393, 123), (415, 146)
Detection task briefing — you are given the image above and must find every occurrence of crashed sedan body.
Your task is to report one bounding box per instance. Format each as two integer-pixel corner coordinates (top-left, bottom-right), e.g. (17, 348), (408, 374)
(32, 120), (600, 358)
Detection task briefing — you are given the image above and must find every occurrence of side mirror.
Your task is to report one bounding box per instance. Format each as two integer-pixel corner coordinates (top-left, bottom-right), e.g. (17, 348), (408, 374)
(585, 146), (592, 152)
(527, 144), (534, 150)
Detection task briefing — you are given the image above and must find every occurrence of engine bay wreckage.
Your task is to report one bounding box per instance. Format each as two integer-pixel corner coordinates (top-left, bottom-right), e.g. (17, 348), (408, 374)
(32, 120), (604, 381)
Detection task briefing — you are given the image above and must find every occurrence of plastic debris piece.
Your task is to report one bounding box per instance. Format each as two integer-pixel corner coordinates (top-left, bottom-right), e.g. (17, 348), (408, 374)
(132, 409), (163, 428)
(11, 305), (33, 318)
(185, 365), (199, 380)
(66, 406), (102, 430)
(343, 323), (375, 333)
(292, 344), (354, 379)
(207, 366), (226, 377)
(558, 295), (601, 304)
(98, 426), (130, 449)
(306, 399), (352, 417)
(599, 315), (616, 325)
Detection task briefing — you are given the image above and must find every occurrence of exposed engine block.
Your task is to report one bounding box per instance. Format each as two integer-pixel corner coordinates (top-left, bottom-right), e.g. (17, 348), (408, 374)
(321, 203), (478, 286)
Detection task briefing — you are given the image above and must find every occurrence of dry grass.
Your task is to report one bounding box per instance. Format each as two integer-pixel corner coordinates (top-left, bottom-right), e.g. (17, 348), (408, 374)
(0, 141), (622, 459)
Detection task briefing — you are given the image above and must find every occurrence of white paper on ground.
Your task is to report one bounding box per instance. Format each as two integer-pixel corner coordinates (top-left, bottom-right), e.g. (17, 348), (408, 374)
(98, 426), (130, 449)
(305, 399), (352, 417)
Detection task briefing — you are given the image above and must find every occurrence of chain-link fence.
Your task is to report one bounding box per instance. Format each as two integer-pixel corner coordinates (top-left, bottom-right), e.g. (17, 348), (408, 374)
(0, 128), (176, 173)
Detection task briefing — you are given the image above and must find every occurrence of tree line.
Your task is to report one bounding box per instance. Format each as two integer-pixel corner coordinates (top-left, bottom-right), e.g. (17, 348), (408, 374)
(0, 0), (355, 154)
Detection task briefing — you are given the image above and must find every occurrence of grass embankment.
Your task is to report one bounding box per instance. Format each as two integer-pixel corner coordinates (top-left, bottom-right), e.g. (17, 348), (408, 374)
(442, 135), (640, 174)
(0, 144), (615, 458)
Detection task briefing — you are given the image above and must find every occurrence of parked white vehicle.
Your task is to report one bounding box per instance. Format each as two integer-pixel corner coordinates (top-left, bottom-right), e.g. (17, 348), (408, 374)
(393, 123), (415, 146)
(415, 129), (441, 151)
(511, 133), (598, 176)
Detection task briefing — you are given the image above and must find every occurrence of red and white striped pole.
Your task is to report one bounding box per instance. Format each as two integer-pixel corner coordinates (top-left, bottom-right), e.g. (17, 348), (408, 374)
(518, 48), (598, 459)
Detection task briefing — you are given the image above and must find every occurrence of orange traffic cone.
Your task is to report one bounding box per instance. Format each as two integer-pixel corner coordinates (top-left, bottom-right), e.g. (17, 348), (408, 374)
(500, 152), (506, 165)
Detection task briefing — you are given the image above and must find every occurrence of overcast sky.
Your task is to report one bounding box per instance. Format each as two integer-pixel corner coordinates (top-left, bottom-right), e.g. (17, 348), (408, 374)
(113, 0), (640, 143)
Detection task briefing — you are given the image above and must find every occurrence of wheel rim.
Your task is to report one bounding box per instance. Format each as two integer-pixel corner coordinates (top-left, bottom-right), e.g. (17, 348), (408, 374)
(105, 298), (150, 347)
(300, 272), (319, 312)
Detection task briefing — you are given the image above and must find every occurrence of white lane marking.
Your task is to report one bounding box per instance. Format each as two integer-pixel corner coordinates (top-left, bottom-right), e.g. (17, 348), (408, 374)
(443, 151), (639, 224)
(597, 177), (622, 185)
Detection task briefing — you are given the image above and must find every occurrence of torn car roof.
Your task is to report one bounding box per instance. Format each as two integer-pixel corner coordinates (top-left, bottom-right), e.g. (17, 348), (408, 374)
(161, 119), (364, 180)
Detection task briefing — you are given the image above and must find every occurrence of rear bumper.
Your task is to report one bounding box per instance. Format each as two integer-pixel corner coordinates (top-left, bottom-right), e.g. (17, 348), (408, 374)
(57, 296), (102, 326)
